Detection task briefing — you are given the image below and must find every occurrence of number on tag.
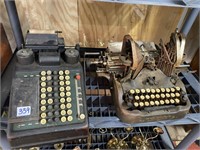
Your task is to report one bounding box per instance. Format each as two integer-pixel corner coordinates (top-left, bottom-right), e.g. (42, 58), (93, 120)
(17, 106), (31, 117)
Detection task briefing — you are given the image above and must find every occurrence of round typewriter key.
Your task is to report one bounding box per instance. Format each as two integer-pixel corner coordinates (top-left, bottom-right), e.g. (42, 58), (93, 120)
(129, 89), (135, 94)
(47, 87), (52, 92)
(66, 86), (71, 91)
(175, 98), (180, 104)
(170, 99), (175, 104)
(165, 99), (170, 104)
(67, 109), (72, 115)
(140, 95), (145, 100)
(156, 88), (160, 93)
(65, 70), (70, 75)
(141, 89), (145, 94)
(54, 92), (59, 97)
(145, 95), (150, 100)
(47, 93), (52, 97)
(150, 94), (155, 99)
(59, 76), (64, 80)
(47, 81), (52, 86)
(61, 110), (66, 115)
(146, 88), (151, 93)
(41, 82), (46, 87)
(80, 114), (85, 120)
(66, 92), (71, 97)
(47, 98), (53, 104)
(160, 88), (165, 93)
(155, 100), (160, 106)
(53, 71), (57, 75)
(151, 89), (156, 93)
(155, 94), (160, 99)
(60, 104), (65, 109)
(54, 117), (60, 122)
(41, 99), (46, 105)
(133, 102), (139, 107)
(53, 76), (58, 80)
(47, 70), (52, 75)
(54, 87), (58, 91)
(66, 97), (72, 102)
(171, 93), (175, 98)
(66, 103), (72, 109)
(170, 87), (175, 92)
(48, 118), (53, 123)
(60, 92), (65, 97)
(40, 88), (46, 93)
(41, 76), (46, 81)
(139, 102), (144, 107)
(46, 76), (52, 81)
(53, 81), (58, 86)
(59, 70), (64, 75)
(54, 104), (59, 109)
(166, 93), (170, 98)
(40, 106), (46, 111)
(135, 96), (140, 101)
(54, 111), (60, 116)
(160, 100), (165, 105)
(40, 113), (46, 118)
(175, 93), (180, 97)
(150, 101), (155, 106)
(40, 119), (46, 125)
(41, 71), (46, 76)
(166, 88), (170, 93)
(68, 116), (73, 122)
(61, 116), (67, 122)
(175, 87), (181, 91)
(161, 93), (165, 98)
(47, 112), (53, 117)
(135, 89), (140, 94)
(60, 98), (65, 103)
(65, 75), (70, 80)
(47, 105), (53, 110)
(54, 98), (59, 103)
(65, 81), (70, 85)
(59, 81), (64, 86)
(144, 101), (150, 106)
(41, 93), (46, 99)
(59, 87), (65, 92)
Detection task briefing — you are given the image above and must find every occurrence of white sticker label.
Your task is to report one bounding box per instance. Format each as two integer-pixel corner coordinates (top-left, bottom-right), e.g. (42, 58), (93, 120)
(17, 106), (31, 117)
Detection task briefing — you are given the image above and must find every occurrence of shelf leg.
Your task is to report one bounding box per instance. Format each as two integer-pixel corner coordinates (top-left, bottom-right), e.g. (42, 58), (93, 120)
(175, 124), (200, 150)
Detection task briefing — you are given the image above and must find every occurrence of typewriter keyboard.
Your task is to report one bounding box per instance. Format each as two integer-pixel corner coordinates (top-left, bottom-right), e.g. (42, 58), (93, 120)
(123, 87), (186, 108)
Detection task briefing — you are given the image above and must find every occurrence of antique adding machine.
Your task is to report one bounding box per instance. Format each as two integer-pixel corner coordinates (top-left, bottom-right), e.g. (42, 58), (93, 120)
(7, 31), (89, 148)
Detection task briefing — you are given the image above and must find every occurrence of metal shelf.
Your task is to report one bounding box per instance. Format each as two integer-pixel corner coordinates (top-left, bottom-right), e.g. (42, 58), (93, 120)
(95, 0), (200, 8)
(85, 72), (200, 128)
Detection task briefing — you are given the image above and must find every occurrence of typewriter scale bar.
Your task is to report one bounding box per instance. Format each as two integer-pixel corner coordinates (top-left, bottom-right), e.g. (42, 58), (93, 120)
(12, 69), (85, 131)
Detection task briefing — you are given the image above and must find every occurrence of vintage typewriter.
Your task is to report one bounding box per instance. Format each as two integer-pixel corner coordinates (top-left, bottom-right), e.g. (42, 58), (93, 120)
(90, 30), (191, 123)
(7, 31), (88, 148)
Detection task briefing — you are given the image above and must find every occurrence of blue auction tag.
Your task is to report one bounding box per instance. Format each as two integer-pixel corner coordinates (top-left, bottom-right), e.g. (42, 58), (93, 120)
(17, 106), (31, 117)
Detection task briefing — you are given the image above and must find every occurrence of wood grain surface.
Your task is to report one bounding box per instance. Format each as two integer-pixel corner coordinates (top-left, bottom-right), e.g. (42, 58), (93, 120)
(0, 0), (190, 50)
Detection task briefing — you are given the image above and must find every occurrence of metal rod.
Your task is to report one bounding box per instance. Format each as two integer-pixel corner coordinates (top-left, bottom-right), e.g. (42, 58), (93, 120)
(4, 0), (24, 49)
(177, 8), (188, 29)
(175, 124), (200, 150)
(180, 8), (200, 36)
(95, 0), (200, 8)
